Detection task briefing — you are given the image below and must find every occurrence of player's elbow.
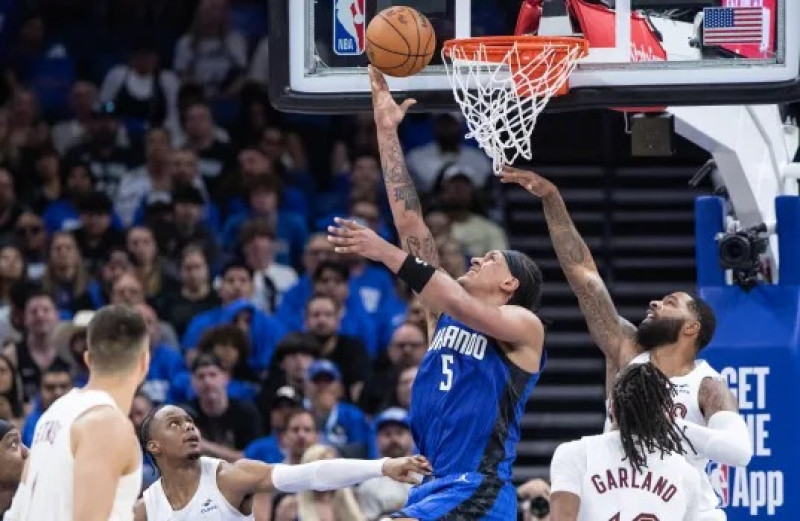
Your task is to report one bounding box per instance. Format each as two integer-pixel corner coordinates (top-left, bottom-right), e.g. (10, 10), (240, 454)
(730, 441), (753, 468)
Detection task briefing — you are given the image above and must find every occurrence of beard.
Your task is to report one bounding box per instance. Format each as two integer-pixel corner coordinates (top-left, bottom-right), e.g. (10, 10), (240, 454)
(635, 316), (685, 350)
(311, 331), (335, 345)
(381, 442), (408, 459)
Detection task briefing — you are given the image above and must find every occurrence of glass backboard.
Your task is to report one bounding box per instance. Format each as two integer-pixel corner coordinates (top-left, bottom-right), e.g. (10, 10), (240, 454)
(268, 0), (800, 113)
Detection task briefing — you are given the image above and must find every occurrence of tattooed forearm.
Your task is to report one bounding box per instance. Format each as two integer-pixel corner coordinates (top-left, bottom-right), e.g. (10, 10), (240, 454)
(542, 192), (592, 269)
(405, 235), (438, 265)
(393, 185), (422, 212)
(572, 275), (634, 357)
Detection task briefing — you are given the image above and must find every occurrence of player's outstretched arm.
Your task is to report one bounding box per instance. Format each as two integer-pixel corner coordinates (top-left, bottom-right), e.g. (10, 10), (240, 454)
(218, 455), (432, 502)
(369, 65), (441, 333)
(328, 219), (543, 348)
(675, 377), (752, 467)
(500, 166), (636, 364)
(72, 407), (139, 521)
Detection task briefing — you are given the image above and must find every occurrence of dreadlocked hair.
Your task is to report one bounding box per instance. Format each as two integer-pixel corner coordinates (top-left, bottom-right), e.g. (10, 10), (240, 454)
(138, 404), (167, 474)
(612, 362), (695, 473)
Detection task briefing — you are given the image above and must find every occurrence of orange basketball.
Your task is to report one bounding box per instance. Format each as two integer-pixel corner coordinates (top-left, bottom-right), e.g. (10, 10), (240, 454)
(366, 6), (436, 78)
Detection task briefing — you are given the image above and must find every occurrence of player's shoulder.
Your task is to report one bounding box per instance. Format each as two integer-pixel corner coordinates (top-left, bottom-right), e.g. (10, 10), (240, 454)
(71, 404), (134, 445)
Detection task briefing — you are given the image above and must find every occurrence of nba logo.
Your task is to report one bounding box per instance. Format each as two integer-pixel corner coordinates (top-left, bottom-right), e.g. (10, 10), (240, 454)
(334, 0), (366, 56)
(706, 461), (730, 507)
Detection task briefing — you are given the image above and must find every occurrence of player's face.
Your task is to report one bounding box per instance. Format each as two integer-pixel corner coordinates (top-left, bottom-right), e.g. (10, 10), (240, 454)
(376, 424), (413, 458)
(150, 406), (201, 461)
(458, 250), (516, 296)
(636, 292), (697, 350)
(0, 429), (28, 485)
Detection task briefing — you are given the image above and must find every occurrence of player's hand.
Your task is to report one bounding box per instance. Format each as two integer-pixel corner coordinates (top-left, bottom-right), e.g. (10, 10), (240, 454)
(381, 455), (433, 485)
(369, 65), (416, 131)
(499, 166), (557, 198)
(328, 217), (389, 262)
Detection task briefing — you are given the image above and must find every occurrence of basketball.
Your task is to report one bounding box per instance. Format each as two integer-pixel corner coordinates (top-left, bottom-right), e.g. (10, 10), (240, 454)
(366, 6), (436, 78)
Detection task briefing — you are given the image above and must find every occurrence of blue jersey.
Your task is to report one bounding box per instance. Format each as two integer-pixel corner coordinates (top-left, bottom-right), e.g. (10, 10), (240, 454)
(408, 314), (544, 481)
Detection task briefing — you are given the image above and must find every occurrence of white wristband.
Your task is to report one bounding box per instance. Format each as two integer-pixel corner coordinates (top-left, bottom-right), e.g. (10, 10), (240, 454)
(272, 457), (387, 493)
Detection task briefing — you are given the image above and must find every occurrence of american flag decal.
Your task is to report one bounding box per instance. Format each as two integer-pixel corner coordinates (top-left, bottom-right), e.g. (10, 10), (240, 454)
(703, 7), (766, 47)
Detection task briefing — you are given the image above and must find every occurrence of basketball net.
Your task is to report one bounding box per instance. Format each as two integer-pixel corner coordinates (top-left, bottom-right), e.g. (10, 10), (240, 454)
(442, 37), (587, 175)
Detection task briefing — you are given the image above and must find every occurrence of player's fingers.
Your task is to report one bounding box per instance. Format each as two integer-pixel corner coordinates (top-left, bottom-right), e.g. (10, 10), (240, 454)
(334, 217), (365, 230)
(400, 98), (417, 113)
(327, 235), (356, 246)
(326, 225), (353, 237)
(333, 245), (357, 254)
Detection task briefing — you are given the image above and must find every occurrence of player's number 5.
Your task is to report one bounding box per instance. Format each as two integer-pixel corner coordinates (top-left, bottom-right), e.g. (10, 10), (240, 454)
(440, 355), (454, 391)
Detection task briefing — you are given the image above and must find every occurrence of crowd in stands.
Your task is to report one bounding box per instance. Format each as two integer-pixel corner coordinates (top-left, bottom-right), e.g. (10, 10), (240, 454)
(0, 0), (511, 519)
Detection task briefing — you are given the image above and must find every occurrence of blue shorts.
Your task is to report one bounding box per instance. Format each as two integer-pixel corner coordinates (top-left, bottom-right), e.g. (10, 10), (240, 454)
(390, 472), (516, 520)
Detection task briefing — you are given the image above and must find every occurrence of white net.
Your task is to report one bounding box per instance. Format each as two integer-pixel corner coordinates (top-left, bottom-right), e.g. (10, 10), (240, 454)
(443, 38), (586, 174)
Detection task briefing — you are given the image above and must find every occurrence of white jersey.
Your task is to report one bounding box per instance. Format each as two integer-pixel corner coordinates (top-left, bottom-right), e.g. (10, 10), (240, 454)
(6, 389), (141, 521)
(550, 431), (702, 521)
(143, 457), (253, 520)
(604, 352), (726, 520)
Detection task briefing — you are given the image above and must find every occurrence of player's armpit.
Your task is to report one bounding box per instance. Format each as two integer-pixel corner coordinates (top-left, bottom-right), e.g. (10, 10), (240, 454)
(72, 407), (137, 521)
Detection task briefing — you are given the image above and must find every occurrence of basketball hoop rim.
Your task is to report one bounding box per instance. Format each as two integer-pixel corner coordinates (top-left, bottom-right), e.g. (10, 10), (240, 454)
(442, 35), (589, 64)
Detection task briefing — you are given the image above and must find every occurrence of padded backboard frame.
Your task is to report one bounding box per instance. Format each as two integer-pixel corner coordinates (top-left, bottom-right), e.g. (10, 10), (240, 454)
(268, 0), (800, 113)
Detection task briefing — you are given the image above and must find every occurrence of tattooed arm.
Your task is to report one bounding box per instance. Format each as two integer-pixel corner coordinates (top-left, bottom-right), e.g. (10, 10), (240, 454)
(369, 66), (441, 336)
(499, 167), (637, 366)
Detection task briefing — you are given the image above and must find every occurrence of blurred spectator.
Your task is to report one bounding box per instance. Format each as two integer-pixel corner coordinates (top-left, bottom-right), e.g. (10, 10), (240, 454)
(173, 0), (248, 98)
(129, 391), (158, 491)
(20, 361), (72, 445)
(158, 245), (220, 338)
(6, 89), (50, 161)
(277, 234), (334, 318)
(280, 409), (319, 465)
(156, 185), (220, 268)
(41, 232), (89, 317)
(72, 245), (133, 311)
(182, 261), (287, 372)
(259, 332), (319, 428)
(244, 385), (303, 464)
(221, 174), (308, 269)
(360, 323), (426, 416)
(126, 226), (178, 303)
(0, 169), (24, 245)
(405, 297), (428, 336)
(14, 211), (47, 280)
(99, 37), (181, 138)
(406, 113), (492, 194)
(273, 494), (299, 521)
(0, 110), (20, 173)
(517, 479), (551, 521)
(73, 191), (125, 273)
(231, 86), (278, 148)
(240, 220), (297, 314)
(182, 353), (261, 462)
(248, 37), (269, 85)
(51, 309), (93, 387)
(3, 289), (67, 403)
(297, 444), (367, 520)
(138, 304), (184, 405)
(52, 82), (128, 155)
(438, 237), (468, 279)
(0, 354), (23, 422)
(437, 165), (508, 257)
(64, 101), (136, 199)
(196, 325), (259, 395)
(357, 408), (415, 520)
(6, 12), (69, 85)
(0, 281), (39, 346)
(27, 146), (63, 213)
(110, 272), (145, 306)
(259, 127), (314, 199)
(176, 100), (234, 197)
(0, 246), (26, 312)
(304, 359), (369, 459)
(424, 208), (452, 242)
(233, 146), (309, 218)
(305, 294), (369, 403)
(114, 128), (173, 226)
(42, 161), (97, 233)
(394, 366), (417, 411)
(308, 261), (377, 357)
